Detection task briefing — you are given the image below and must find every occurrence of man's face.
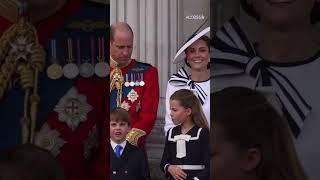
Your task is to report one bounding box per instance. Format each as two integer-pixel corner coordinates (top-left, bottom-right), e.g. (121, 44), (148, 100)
(110, 120), (130, 144)
(110, 30), (133, 68)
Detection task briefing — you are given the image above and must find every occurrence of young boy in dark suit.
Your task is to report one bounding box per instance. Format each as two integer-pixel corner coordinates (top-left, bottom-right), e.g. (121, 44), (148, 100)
(110, 107), (150, 180)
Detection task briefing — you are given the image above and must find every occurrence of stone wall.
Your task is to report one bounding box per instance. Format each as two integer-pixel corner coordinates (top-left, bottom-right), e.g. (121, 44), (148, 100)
(145, 98), (167, 180)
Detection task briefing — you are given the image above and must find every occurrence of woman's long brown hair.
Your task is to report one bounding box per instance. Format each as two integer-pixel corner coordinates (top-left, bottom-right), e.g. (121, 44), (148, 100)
(212, 87), (307, 180)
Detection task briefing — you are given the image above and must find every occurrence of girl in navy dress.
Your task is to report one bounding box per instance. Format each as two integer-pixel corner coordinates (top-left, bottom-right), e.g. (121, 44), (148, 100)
(161, 89), (209, 180)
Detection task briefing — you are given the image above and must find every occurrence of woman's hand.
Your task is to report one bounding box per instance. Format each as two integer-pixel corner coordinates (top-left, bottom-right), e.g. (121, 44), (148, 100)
(168, 165), (187, 180)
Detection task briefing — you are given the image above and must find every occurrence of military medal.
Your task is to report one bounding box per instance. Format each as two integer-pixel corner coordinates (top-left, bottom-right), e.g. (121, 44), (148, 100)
(136, 101), (141, 112)
(124, 74), (130, 87)
(79, 38), (94, 78)
(47, 39), (63, 79)
(80, 62), (94, 78)
(95, 62), (109, 77)
(129, 73), (135, 87)
(83, 125), (98, 160)
(63, 38), (79, 79)
(47, 63), (63, 79)
(127, 89), (139, 103)
(34, 123), (66, 157)
(54, 87), (92, 131)
(95, 37), (109, 77)
(139, 73), (145, 86)
(63, 63), (79, 79)
(120, 101), (130, 111)
(134, 73), (140, 86)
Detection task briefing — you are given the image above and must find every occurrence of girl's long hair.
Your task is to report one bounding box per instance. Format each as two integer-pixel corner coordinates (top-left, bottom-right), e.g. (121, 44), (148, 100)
(170, 89), (208, 130)
(212, 87), (307, 180)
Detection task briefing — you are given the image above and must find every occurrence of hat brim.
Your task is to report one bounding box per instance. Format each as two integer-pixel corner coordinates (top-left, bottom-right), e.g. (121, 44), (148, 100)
(173, 27), (210, 63)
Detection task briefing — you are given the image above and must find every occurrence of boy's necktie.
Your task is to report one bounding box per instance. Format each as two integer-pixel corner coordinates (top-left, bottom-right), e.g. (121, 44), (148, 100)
(115, 145), (123, 158)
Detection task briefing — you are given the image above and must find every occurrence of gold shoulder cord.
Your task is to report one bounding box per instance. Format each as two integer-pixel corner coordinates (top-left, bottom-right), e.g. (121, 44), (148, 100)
(126, 128), (146, 146)
(0, 2), (45, 144)
(110, 56), (124, 107)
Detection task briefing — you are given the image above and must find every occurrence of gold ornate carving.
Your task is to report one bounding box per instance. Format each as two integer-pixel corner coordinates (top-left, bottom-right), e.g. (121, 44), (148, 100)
(0, 17), (45, 144)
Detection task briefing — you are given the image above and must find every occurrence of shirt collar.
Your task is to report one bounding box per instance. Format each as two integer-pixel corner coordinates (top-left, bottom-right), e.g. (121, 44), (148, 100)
(110, 139), (127, 150)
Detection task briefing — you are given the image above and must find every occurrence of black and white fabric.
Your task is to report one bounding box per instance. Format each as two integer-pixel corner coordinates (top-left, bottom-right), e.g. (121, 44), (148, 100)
(165, 68), (210, 134)
(169, 67), (207, 105)
(212, 17), (312, 137)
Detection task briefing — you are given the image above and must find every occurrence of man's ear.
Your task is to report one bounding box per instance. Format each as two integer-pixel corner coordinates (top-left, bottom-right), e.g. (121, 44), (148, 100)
(243, 147), (262, 172)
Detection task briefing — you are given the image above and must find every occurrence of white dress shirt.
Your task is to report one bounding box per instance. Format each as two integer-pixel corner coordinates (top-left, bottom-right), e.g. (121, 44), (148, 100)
(110, 139), (127, 156)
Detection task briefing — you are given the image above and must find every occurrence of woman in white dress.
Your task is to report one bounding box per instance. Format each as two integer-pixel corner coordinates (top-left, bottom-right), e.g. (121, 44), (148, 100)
(164, 35), (210, 134)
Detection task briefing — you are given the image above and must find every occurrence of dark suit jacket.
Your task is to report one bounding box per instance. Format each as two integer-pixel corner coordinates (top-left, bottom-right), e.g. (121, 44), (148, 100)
(110, 142), (150, 180)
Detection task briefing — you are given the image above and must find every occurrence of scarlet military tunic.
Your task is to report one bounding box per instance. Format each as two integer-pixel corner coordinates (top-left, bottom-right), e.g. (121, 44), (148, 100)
(110, 59), (160, 146)
(0, 1), (109, 180)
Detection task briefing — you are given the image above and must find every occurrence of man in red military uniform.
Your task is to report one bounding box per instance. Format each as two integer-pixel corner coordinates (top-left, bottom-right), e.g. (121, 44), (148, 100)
(0, 1), (108, 180)
(110, 22), (159, 147)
